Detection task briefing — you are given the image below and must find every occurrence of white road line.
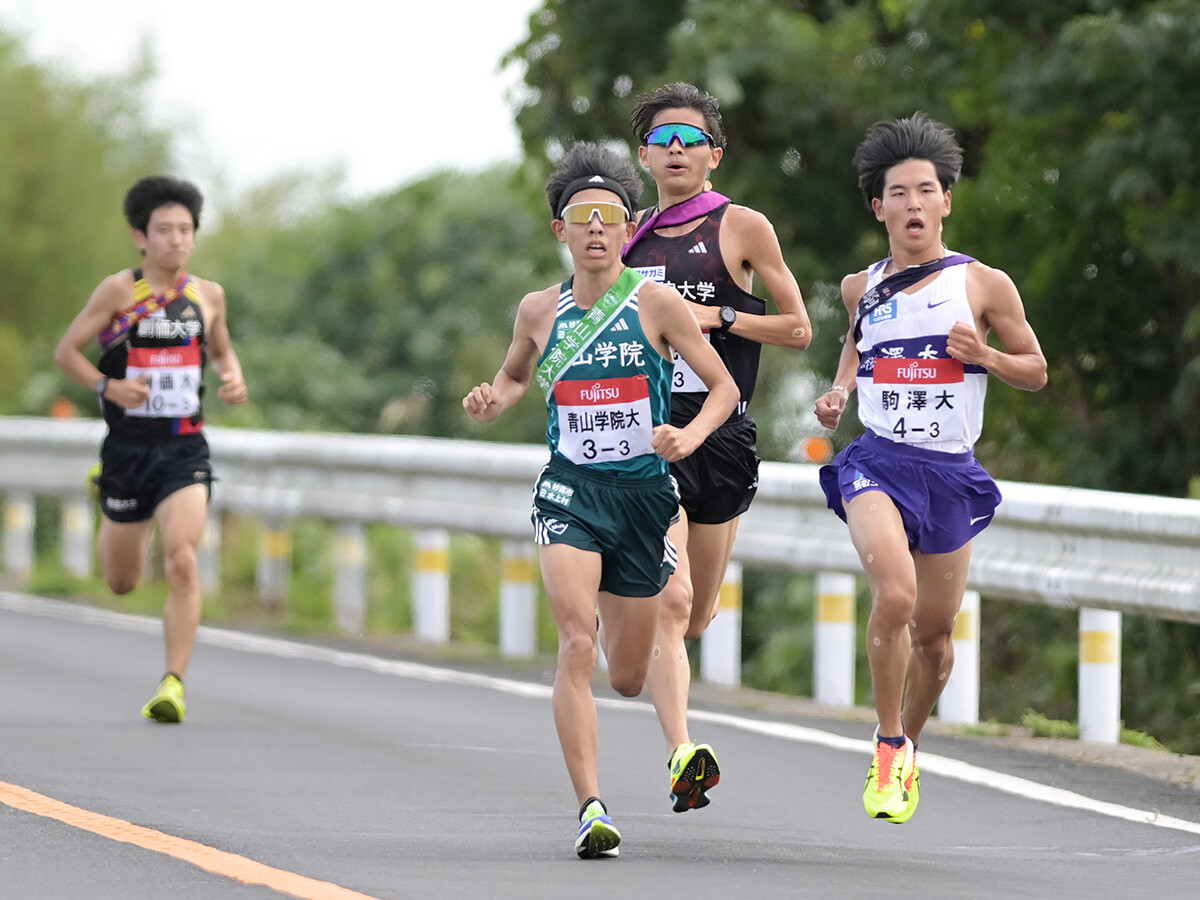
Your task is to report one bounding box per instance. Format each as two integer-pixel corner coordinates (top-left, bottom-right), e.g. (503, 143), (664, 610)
(5, 592), (1199, 837)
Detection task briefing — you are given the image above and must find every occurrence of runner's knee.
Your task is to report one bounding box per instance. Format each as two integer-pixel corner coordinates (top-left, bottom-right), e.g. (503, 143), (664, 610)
(658, 576), (693, 624)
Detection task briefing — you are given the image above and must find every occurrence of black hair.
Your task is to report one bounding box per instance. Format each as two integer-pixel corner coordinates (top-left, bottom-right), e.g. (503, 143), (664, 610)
(630, 82), (727, 149)
(123, 176), (204, 233)
(545, 142), (643, 218)
(853, 112), (963, 208)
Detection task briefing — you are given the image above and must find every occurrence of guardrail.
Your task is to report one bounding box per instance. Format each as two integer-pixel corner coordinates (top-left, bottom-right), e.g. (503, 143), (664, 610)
(3, 416), (1199, 743)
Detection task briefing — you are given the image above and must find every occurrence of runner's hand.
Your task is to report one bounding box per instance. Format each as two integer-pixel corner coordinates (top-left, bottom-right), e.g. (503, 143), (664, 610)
(217, 370), (248, 405)
(463, 383), (503, 424)
(107, 376), (152, 411)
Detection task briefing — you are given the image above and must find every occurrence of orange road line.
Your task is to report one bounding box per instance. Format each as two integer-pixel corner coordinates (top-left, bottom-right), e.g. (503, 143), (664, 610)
(0, 780), (382, 900)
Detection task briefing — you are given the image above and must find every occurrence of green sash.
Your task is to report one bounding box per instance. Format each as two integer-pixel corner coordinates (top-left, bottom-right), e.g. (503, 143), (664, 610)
(536, 267), (647, 398)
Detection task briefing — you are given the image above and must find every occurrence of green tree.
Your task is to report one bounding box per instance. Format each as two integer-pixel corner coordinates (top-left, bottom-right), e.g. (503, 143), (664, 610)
(206, 164), (567, 441)
(0, 29), (176, 413)
(504, 0), (1200, 492)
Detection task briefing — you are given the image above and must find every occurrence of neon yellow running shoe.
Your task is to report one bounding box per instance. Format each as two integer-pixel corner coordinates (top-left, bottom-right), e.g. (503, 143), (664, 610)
(668, 741), (721, 813)
(142, 674), (186, 723)
(888, 753), (920, 824)
(575, 797), (620, 859)
(862, 728), (914, 821)
(86, 462), (102, 503)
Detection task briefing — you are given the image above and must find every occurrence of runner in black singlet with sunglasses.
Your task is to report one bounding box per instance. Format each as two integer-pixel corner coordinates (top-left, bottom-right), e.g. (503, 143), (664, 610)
(623, 83), (813, 813)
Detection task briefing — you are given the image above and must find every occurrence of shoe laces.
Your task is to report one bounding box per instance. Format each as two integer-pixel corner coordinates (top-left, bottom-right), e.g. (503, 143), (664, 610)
(873, 742), (906, 790)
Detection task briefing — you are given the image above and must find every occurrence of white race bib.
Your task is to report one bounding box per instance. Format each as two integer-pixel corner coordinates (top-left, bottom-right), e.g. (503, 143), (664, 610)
(553, 375), (656, 465)
(125, 344), (202, 418)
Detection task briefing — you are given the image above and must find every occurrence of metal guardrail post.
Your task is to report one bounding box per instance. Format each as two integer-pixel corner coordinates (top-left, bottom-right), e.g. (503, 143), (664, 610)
(61, 497), (93, 579)
(333, 521), (367, 635)
(414, 529), (450, 644)
(939, 589), (981, 724)
(499, 540), (537, 658)
(814, 571), (856, 707)
(3, 492), (34, 581)
(700, 560), (743, 687)
(257, 517), (291, 607)
(198, 512), (221, 594)
(1079, 607), (1122, 743)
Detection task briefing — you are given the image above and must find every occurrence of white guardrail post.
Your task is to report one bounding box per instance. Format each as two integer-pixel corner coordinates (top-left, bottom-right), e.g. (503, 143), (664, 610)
(499, 540), (537, 658)
(700, 560), (743, 687)
(814, 572), (856, 707)
(333, 521), (367, 635)
(256, 516), (291, 608)
(61, 495), (93, 579)
(198, 512), (221, 595)
(939, 589), (981, 724)
(414, 528), (450, 644)
(3, 491), (34, 581)
(1079, 607), (1122, 743)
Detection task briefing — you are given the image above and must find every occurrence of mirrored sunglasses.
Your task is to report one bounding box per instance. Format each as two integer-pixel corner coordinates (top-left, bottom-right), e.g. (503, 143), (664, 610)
(645, 122), (714, 148)
(560, 201), (630, 225)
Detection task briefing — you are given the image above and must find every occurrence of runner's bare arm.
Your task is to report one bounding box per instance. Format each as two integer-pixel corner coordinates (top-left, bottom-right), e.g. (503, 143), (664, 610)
(953, 263), (1047, 392)
(814, 271), (868, 430)
(200, 280), (248, 405)
(53, 271), (151, 410)
(713, 205), (812, 350)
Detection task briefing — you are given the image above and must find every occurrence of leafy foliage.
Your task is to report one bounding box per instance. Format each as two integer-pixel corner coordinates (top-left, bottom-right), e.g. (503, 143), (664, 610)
(0, 29), (175, 413)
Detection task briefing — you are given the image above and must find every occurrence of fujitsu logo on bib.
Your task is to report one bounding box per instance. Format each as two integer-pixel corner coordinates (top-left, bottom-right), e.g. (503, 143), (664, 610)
(581, 383), (621, 402)
(555, 374), (650, 405)
(873, 357), (963, 384)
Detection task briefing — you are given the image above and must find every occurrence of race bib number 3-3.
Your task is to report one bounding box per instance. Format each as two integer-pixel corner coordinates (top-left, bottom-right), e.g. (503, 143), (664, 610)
(553, 375), (655, 465)
(125, 344), (202, 418)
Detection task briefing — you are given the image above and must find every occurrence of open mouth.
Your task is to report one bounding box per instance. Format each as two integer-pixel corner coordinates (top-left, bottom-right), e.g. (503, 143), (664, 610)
(905, 216), (924, 234)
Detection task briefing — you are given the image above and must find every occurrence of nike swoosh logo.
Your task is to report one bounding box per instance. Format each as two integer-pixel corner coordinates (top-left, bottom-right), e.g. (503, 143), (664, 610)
(970, 514), (991, 525)
(927, 298), (954, 308)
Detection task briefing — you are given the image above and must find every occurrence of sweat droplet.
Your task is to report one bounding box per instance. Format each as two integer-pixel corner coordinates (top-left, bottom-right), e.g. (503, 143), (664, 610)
(869, 503), (878, 511)
(867, 554), (874, 564)
(873, 637), (882, 647)
(944, 572), (954, 580)
(938, 672), (948, 681)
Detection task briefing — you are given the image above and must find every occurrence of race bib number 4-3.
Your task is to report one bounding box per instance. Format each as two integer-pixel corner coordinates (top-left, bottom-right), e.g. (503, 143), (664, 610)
(872, 356), (965, 443)
(125, 344), (202, 418)
(553, 375), (655, 464)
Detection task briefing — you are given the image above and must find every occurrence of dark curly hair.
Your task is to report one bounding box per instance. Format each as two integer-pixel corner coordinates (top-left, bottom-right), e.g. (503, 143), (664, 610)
(123, 176), (204, 233)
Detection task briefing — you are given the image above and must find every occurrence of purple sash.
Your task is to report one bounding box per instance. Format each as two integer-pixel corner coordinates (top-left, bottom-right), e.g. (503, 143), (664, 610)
(852, 254), (975, 342)
(621, 190), (731, 260)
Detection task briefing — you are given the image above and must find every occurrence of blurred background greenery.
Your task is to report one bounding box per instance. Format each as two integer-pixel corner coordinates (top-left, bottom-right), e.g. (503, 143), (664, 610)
(2, 1), (1198, 753)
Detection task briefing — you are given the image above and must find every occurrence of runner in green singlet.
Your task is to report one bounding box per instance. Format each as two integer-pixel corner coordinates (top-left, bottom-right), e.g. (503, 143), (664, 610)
(463, 142), (737, 859)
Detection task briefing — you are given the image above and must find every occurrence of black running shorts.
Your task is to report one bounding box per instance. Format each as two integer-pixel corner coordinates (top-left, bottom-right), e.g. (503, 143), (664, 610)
(97, 433), (212, 523)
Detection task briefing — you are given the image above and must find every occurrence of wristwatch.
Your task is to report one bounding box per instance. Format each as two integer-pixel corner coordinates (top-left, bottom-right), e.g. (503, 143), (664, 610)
(94, 376), (109, 397)
(719, 305), (737, 332)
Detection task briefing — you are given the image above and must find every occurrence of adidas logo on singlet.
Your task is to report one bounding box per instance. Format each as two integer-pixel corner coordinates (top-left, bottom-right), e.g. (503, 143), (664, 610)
(688, 241), (708, 254)
(608, 318), (630, 331)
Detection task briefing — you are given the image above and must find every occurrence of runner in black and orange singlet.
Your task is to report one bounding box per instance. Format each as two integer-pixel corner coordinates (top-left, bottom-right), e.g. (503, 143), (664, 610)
(622, 83), (813, 812)
(55, 176), (247, 724)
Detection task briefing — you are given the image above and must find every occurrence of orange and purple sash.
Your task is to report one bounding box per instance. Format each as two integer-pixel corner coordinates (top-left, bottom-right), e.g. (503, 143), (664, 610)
(98, 270), (195, 351)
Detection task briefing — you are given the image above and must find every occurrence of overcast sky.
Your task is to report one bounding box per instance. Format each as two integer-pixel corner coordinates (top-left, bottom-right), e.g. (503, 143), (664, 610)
(0, 0), (542, 204)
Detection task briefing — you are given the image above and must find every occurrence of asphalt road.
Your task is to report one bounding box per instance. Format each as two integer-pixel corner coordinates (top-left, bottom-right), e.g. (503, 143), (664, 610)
(2, 592), (1197, 899)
